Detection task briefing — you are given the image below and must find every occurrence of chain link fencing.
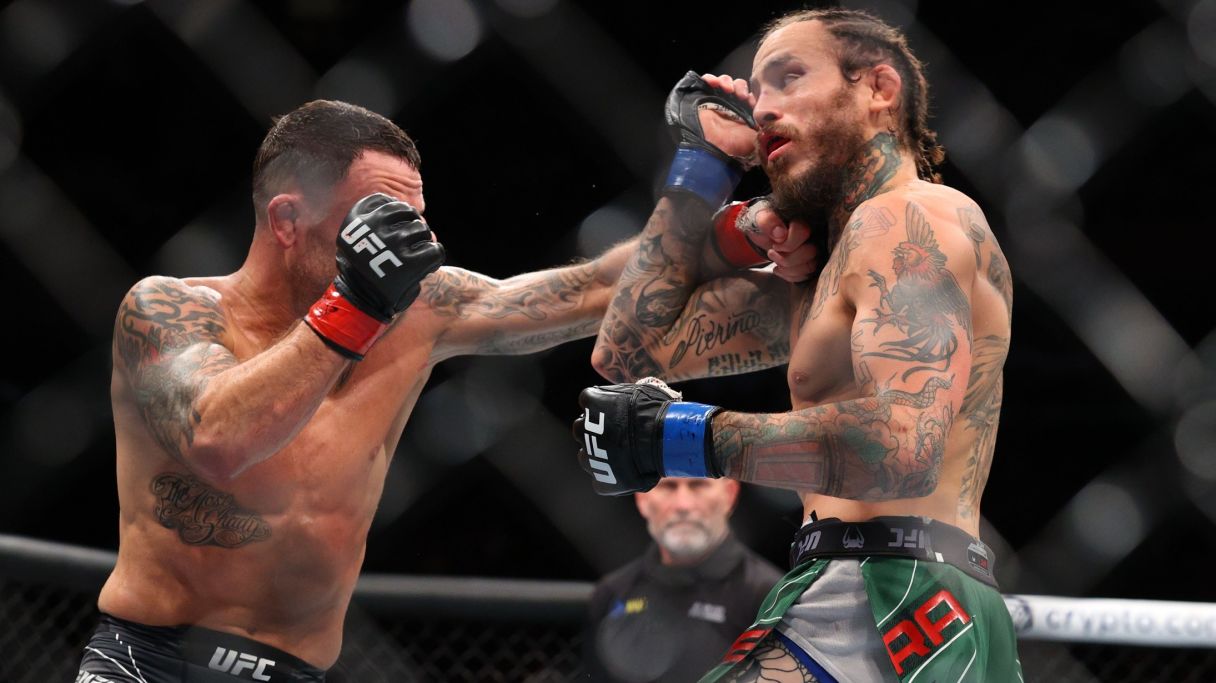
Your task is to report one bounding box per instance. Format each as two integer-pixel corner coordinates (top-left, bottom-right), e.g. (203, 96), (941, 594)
(3, 536), (1214, 682)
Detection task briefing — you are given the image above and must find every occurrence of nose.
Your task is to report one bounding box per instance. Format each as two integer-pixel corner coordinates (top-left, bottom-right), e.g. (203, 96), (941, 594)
(669, 482), (698, 510)
(753, 89), (781, 126)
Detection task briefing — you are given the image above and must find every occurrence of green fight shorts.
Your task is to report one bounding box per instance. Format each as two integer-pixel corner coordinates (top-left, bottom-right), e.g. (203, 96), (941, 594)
(701, 557), (1023, 682)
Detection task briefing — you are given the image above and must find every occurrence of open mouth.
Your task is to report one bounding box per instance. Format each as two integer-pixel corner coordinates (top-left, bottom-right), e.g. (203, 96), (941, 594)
(760, 132), (792, 161)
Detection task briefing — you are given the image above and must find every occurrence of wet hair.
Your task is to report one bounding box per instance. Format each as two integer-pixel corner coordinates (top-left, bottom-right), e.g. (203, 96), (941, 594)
(251, 100), (421, 217)
(763, 8), (945, 182)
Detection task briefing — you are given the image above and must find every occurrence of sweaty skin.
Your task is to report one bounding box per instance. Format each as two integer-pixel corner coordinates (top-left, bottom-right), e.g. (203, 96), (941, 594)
(592, 20), (1012, 540)
(103, 145), (816, 668)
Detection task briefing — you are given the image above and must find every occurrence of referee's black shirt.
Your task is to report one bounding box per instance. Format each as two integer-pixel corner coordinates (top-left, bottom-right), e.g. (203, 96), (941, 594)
(583, 534), (782, 682)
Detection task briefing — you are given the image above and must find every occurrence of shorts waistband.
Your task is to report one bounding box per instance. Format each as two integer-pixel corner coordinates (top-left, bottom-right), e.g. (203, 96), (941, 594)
(789, 516), (999, 589)
(97, 613), (326, 680)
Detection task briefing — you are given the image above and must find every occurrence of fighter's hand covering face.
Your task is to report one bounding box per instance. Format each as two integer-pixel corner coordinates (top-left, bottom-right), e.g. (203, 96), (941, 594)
(306, 193), (446, 359)
(574, 377), (723, 496)
(690, 72), (759, 164)
(667, 71), (818, 283)
(665, 70), (757, 198)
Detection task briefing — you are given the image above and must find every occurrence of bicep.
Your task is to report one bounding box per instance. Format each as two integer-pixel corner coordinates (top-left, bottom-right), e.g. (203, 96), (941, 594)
(630, 271), (793, 382)
(844, 207), (974, 411)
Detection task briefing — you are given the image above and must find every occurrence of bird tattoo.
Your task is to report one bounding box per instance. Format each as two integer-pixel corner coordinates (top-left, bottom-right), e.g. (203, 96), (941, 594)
(862, 203), (972, 380)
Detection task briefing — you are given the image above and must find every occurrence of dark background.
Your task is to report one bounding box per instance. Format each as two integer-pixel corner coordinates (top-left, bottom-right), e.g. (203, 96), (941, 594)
(2, 0), (1214, 604)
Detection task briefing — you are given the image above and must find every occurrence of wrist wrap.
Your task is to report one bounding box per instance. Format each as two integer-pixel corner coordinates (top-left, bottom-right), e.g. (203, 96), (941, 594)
(660, 402), (721, 478)
(663, 147), (741, 208)
(304, 283), (388, 361)
(713, 200), (770, 268)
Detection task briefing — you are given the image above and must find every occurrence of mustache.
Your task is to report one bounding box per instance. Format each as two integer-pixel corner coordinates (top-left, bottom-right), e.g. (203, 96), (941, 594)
(756, 124), (800, 154)
(661, 519), (709, 532)
(760, 123), (800, 140)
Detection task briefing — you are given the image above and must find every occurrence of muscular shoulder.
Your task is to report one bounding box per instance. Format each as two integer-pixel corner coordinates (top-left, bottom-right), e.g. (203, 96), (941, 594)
(837, 183), (982, 298)
(114, 275), (231, 375)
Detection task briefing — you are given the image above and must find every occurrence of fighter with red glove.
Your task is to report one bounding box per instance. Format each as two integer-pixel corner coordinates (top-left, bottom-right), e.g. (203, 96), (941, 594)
(305, 193), (445, 360)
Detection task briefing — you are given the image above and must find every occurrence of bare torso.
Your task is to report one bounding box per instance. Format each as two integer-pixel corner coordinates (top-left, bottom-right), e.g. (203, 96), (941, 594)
(98, 233), (627, 669)
(101, 274), (439, 668)
(785, 181), (1012, 537)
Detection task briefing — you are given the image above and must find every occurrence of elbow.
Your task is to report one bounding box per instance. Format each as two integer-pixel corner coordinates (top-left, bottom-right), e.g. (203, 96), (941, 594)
(843, 433), (943, 502)
(886, 443), (945, 501)
(590, 344), (630, 383)
(864, 403), (948, 500)
(590, 323), (666, 384)
(184, 434), (251, 483)
(893, 467), (942, 500)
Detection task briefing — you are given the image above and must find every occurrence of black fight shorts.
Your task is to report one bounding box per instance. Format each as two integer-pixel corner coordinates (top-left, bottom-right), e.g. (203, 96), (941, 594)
(76, 614), (326, 683)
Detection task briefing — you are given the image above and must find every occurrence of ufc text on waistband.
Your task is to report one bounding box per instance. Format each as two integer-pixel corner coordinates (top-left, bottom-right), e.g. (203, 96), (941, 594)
(789, 516), (999, 590)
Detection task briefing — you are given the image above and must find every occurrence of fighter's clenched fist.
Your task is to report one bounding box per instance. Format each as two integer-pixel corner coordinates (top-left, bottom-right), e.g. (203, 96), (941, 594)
(306, 193), (445, 359)
(712, 196), (819, 281)
(574, 378), (724, 496)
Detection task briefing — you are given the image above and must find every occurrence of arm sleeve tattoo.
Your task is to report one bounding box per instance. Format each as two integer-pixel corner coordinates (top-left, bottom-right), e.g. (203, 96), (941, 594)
(594, 196), (793, 382)
(114, 277), (237, 462)
(422, 259), (612, 358)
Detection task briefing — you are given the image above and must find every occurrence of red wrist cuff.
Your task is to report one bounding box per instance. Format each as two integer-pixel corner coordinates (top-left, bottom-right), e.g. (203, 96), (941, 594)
(304, 283), (388, 360)
(713, 202), (769, 269)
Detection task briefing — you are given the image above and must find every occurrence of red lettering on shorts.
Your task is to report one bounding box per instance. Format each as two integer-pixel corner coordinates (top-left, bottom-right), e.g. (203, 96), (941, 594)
(883, 589), (972, 675)
(723, 627), (771, 663)
(915, 589), (971, 645)
(883, 619), (931, 675)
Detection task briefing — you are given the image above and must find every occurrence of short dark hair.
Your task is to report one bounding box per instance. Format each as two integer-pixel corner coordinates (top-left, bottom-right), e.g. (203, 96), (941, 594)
(251, 100), (422, 214)
(764, 9), (945, 182)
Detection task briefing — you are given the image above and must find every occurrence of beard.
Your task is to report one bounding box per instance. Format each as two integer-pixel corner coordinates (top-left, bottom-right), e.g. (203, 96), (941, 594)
(764, 94), (869, 248)
(285, 232), (335, 314)
(650, 518), (726, 562)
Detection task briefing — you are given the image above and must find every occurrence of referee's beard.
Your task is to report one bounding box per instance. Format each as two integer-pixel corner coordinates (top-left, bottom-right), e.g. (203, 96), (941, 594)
(651, 516), (729, 564)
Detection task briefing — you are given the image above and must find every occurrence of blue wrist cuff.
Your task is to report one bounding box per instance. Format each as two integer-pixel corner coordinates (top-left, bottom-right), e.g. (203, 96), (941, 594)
(663, 147), (742, 208)
(661, 402), (719, 478)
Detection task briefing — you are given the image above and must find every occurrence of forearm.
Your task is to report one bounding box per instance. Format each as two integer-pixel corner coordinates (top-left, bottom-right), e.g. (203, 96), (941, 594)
(184, 324), (348, 479)
(593, 196), (715, 381)
(425, 238), (638, 358)
(471, 243), (630, 356)
(711, 393), (953, 501)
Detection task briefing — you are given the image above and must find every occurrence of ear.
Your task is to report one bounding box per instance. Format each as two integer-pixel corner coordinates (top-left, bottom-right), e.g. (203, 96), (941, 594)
(265, 194), (302, 248)
(634, 492), (651, 519)
(867, 64), (902, 117)
(722, 479), (741, 513)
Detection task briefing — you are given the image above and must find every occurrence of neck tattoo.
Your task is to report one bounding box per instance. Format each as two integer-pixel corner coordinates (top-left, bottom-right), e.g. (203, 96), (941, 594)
(830, 132), (902, 249)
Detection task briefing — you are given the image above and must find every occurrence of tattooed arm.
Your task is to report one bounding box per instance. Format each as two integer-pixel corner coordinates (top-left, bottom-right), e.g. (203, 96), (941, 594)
(421, 239), (638, 361)
(114, 276), (347, 481)
(592, 195), (795, 383)
(712, 198), (977, 500)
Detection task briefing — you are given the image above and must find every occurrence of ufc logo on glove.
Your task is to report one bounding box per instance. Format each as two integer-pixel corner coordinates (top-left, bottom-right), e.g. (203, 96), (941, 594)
(340, 217), (403, 277)
(581, 409), (617, 484)
(574, 377), (723, 496)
